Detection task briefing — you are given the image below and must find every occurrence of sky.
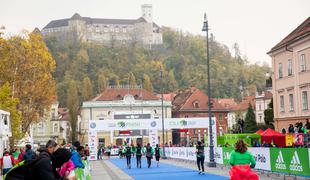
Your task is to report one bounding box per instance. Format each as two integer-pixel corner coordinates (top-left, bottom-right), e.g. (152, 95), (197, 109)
(1, 0), (309, 65)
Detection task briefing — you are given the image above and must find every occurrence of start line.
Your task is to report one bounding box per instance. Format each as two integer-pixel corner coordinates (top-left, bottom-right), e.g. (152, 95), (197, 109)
(109, 157), (228, 180)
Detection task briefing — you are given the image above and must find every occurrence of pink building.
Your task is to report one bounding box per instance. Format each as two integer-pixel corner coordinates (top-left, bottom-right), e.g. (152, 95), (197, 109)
(267, 17), (310, 131)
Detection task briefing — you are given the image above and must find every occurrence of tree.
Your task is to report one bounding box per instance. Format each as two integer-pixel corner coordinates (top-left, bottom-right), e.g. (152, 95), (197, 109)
(0, 32), (56, 132)
(128, 72), (137, 86)
(67, 80), (79, 143)
(244, 103), (258, 133)
(82, 76), (93, 101)
(166, 70), (178, 92)
(0, 82), (22, 145)
(143, 74), (153, 92)
(97, 73), (107, 93)
(264, 98), (274, 129)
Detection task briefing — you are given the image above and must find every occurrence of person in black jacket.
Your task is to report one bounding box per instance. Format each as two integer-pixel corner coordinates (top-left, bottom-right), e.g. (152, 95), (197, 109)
(22, 144), (36, 161)
(135, 143), (142, 168)
(26, 140), (59, 180)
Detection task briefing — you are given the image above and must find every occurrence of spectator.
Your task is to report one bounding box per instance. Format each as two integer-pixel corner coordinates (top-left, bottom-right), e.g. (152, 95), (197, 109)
(0, 151), (15, 175)
(288, 124), (294, 133)
(71, 145), (85, 169)
(306, 119), (310, 130)
(22, 144), (37, 161)
(281, 128), (286, 134)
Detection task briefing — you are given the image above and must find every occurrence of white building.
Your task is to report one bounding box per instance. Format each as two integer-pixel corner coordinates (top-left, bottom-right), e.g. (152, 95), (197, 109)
(80, 86), (172, 146)
(0, 109), (11, 157)
(255, 91), (273, 124)
(31, 102), (71, 145)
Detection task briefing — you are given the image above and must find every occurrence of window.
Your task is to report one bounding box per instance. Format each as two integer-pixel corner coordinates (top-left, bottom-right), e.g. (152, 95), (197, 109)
(104, 26), (108, 32)
(289, 94), (294, 111)
(280, 95), (285, 112)
(302, 91), (308, 110)
(193, 101), (200, 108)
(95, 25), (100, 33)
(184, 115), (189, 118)
(115, 26), (119, 33)
(219, 114), (223, 121)
(259, 104), (262, 111)
(53, 123), (58, 133)
(300, 54), (306, 72)
(259, 115), (262, 122)
(288, 59), (293, 76)
(122, 26), (127, 33)
(278, 63), (283, 78)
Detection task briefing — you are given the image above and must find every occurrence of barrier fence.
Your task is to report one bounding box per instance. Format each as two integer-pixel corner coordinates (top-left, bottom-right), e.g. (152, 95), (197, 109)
(164, 147), (310, 177)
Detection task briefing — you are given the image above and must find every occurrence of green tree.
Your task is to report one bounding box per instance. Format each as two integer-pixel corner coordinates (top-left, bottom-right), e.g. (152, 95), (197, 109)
(67, 80), (79, 143)
(166, 70), (178, 92)
(0, 82), (22, 145)
(244, 103), (258, 133)
(82, 76), (93, 101)
(264, 98), (274, 129)
(143, 74), (153, 92)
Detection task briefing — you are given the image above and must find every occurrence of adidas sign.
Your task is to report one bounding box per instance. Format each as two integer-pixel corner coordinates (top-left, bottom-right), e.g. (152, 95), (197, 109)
(289, 151), (303, 172)
(275, 151), (286, 170)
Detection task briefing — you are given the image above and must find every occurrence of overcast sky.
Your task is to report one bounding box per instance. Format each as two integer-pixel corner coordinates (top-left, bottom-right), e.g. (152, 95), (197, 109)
(1, 0), (309, 64)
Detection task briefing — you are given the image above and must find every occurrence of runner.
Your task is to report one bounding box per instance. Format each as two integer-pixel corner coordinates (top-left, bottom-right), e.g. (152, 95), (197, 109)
(154, 144), (162, 167)
(123, 144), (133, 169)
(196, 141), (205, 175)
(106, 145), (112, 159)
(135, 143), (143, 168)
(0, 151), (15, 176)
(131, 144), (136, 158)
(145, 143), (154, 168)
(229, 139), (258, 180)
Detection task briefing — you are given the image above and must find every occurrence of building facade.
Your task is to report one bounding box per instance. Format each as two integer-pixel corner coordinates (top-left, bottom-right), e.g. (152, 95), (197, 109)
(0, 109), (11, 157)
(31, 102), (71, 145)
(41, 4), (162, 46)
(268, 17), (310, 131)
(80, 86), (172, 146)
(171, 87), (229, 145)
(255, 91), (272, 124)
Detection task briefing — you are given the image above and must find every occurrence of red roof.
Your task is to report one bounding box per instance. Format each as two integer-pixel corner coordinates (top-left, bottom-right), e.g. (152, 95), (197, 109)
(231, 96), (256, 111)
(172, 87), (227, 111)
(93, 88), (159, 101)
(156, 93), (176, 101)
(217, 98), (237, 110)
(268, 17), (310, 53)
(255, 129), (264, 135)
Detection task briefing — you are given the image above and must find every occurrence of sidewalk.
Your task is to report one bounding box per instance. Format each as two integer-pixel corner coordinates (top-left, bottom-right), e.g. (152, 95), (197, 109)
(91, 158), (133, 180)
(162, 158), (309, 180)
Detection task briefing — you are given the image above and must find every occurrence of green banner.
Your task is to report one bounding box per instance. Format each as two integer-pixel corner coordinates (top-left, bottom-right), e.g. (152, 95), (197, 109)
(270, 148), (310, 176)
(222, 147), (234, 165)
(75, 160), (91, 180)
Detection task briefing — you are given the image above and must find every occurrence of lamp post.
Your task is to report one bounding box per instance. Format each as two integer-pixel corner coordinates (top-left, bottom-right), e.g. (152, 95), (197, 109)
(202, 13), (216, 167)
(160, 66), (167, 159)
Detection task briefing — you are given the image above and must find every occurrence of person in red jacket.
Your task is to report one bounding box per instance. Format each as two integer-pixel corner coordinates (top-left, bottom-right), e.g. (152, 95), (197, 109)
(0, 151), (15, 175)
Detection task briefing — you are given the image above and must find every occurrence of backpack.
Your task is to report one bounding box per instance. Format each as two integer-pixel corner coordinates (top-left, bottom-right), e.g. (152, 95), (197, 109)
(4, 159), (40, 180)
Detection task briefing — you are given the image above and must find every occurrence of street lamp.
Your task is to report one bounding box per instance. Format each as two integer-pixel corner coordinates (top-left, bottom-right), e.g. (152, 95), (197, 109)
(202, 13), (216, 167)
(160, 66), (167, 159)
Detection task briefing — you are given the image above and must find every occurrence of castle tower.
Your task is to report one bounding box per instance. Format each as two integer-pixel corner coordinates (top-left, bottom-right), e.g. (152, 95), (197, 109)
(141, 4), (152, 23)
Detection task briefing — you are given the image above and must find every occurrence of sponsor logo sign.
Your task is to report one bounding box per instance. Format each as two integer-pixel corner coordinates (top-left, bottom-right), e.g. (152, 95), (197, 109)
(248, 147), (271, 171)
(289, 151), (303, 172)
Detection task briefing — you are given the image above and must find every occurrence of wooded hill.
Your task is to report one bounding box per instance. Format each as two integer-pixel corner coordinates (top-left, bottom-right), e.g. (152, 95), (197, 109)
(44, 27), (270, 107)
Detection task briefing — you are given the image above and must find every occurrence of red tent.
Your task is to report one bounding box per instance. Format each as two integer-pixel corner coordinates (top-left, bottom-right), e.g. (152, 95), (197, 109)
(255, 129), (264, 134)
(261, 128), (285, 147)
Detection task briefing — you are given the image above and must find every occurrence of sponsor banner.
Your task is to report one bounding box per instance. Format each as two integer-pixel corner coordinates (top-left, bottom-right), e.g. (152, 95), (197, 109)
(248, 147), (271, 171)
(215, 147), (223, 164)
(89, 119), (160, 131)
(270, 148), (309, 176)
(285, 134), (294, 146)
(88, 131), (98, 161)
(149, 129), (158, 147)
(294, 134), (304, 146)
(222, 147), (234, 165)
(111, 148), (119, 155)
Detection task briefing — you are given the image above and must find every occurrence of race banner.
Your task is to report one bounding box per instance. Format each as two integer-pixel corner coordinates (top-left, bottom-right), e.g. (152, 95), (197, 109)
(294, 134), (304, 146)
(88, 131), (98, 161)
(215, 147), (223, 164)
(248, 147), (271, 171)
(149, 129), (158, 147)
(270, 148), (310, 176)
(222, 147), (234, 165)
(285, 134), (294, 146)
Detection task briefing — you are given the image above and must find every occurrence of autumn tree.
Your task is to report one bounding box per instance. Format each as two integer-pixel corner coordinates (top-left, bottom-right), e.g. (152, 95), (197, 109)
(97, 72), (107, 93)
(143, 74), (153, 92)
(0, 31), (56, 132)
(128, 72), (137, 86)
(67, 80), (79, 143)
(82, 76), (93, 101)
(0, 82), (22, 145)
(166, 70), (178, 92)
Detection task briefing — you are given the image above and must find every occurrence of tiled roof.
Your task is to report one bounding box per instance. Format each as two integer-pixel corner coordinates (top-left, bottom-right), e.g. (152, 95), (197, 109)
(217, 98), (237, 110)
(231, 96), (256, 111)
(268, 17), (310, 53)
(155, 93), (176, 101)
(93, 88), (159, 101)
(43, 13), (148, 29)
(172, 87), (227, 112)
